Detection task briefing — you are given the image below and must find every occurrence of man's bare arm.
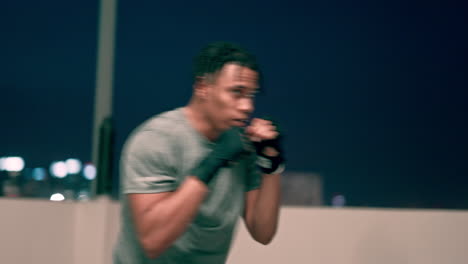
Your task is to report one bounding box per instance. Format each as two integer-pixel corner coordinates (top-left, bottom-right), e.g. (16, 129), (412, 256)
(243, 173), (281, 244)
(128, 176), (208, 259)
(243, 118), (284, 244)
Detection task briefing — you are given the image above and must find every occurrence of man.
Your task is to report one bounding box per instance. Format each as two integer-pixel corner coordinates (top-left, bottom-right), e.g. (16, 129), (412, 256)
(113, 42), (285, 263)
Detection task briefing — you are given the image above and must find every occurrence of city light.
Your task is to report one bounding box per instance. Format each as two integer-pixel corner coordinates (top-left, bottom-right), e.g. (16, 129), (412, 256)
(66, 158), (82, 174)
(50, 161), (68, 178)
(332, 194), (346, 207)
(1, 154), (96, 200)
(32, 167), (46, 181)
(83, 163), (97, 180)
(1, 156), (25, 172)
(77, 190), (90, 201)
(50, 193), (65, 201)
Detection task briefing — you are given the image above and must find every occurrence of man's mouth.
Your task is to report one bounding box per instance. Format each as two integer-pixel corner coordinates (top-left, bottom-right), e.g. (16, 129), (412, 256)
(232, 119), (248, 126)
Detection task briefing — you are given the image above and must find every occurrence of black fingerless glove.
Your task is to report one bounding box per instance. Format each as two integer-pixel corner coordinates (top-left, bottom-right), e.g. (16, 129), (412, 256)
(253, 134), (285, 174)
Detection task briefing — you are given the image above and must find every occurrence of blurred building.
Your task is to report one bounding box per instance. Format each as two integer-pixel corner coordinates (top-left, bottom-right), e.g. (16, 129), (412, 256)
(281, 171), (323, 206)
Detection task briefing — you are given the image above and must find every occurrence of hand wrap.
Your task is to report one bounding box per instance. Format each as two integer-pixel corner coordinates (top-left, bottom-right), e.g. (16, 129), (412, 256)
(191, 127), (248, 184)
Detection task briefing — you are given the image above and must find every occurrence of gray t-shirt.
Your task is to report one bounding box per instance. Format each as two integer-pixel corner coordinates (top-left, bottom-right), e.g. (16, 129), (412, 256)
(113, 108), (261, 264)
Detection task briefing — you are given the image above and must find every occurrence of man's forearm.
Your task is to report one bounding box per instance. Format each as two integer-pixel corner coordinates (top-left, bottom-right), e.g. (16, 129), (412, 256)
(251, 173), (281, 244)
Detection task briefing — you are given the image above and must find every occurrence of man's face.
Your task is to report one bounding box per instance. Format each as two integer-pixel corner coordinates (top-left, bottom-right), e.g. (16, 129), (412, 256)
(202, 63), (259, 131)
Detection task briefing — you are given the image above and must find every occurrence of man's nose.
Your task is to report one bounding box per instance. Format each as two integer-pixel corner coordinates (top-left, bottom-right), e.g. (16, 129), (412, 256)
(238, 97), (254, 114)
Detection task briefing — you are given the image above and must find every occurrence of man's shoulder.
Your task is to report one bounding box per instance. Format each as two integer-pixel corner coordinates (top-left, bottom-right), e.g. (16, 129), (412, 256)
(123, 108), (187, 149)
(136, 107), (186, 136)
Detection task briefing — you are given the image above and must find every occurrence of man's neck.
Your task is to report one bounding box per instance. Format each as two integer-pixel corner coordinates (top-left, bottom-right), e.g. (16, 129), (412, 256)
(183, 105), (221, 141)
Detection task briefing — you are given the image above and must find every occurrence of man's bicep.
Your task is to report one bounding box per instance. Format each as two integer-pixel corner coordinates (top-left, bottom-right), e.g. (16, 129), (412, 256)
(127, 191), (176, 251)
(128, 192), (172, 225)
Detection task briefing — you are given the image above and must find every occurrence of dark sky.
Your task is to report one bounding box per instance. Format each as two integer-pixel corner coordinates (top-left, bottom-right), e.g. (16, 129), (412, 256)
(1, 0), (467, 208)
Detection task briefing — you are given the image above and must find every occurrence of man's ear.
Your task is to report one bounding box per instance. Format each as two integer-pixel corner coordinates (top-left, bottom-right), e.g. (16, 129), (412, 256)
(194, 76), (209, 99)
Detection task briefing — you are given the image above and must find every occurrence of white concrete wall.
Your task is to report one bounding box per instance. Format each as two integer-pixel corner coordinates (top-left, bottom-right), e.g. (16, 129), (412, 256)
(1, 198), (75, 263)
(1, 198), (468, 264)
(228, 207), (468, 264)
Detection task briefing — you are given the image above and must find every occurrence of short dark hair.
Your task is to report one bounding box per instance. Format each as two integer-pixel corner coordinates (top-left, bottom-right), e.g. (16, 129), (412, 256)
(192, 41), (260, 83)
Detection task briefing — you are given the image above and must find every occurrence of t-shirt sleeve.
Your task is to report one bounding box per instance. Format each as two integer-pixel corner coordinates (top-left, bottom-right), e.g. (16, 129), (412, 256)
(245, 152), (262, 192)
(121, 130), (178, 194)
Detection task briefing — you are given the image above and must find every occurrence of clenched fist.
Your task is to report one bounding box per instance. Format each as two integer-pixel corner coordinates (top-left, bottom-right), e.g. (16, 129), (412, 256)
(245, 118), (285, 174)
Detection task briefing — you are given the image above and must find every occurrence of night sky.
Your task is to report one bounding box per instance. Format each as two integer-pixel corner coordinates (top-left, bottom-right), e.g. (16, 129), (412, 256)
(1, 0), (467, 208)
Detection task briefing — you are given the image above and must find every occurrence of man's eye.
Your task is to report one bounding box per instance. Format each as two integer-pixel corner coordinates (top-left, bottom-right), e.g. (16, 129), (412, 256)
(246, 92), (257, 98)
(231, 89), (242, 95)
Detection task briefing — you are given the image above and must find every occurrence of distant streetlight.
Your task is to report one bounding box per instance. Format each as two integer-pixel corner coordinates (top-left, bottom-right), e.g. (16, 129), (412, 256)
(83, 163), (97, 180)
(50, 161), (68, 178)
(32, 167), (46, 181)
(1, 156), (25, 172)
(66, 158), (82, 174)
